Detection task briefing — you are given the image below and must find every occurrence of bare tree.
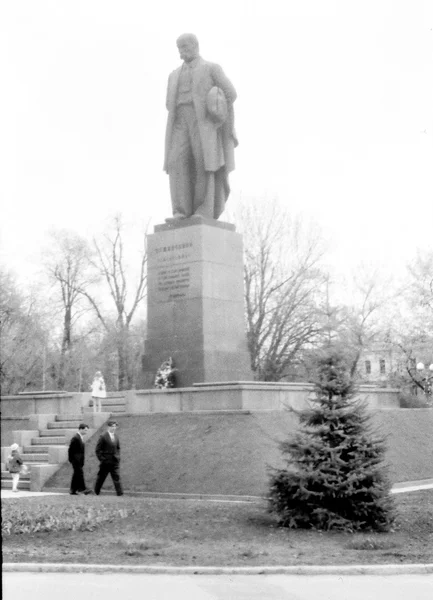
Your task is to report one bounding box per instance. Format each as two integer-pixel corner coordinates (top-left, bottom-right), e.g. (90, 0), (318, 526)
(80, 215), (148, 390)
(0, 268), (49, 394)
(386, 250), (433, 396)
(344, 270), (394, 377)
(236, 200), (327, 381)
(407, 250), (433, 318)
(317, 266), (397, 380)
(44, 231), (93, 388)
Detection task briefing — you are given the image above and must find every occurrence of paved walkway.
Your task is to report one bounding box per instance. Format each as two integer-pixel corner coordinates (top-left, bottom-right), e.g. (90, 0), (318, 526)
(1, 490), (64, 498)
(2, 479), (433, 500)
(3, 572), (433, 600)
(391, 479), (433, 494)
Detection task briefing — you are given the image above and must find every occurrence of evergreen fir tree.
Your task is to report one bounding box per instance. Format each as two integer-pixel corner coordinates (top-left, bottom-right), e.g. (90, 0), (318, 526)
(269, 348), (395, 531)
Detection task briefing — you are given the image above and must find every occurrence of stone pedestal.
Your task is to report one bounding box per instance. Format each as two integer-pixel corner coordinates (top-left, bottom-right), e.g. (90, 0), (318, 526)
(143, 216), (252, 387)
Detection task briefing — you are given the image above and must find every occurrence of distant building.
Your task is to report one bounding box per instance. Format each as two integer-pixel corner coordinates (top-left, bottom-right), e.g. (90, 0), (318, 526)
(359, 345), (397, 385)
(359, 342), (432, 389)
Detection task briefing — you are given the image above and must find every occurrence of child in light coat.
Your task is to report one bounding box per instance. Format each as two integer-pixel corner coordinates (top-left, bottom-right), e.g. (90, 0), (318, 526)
(90, 370), (107, 413)
(7, 443), (24, 492)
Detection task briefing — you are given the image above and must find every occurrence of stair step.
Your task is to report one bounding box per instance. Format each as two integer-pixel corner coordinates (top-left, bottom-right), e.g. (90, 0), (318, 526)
(2, 471), (31, 480)
(1, 480), (31, 490)
(24, 445), (51, 453)
(31, 437), (65, 445)
(40, 429), (67, 437)
(55, 414), (85, 422)
(21, 454), (48, 462)
(47, 421), (80, 429)
(102, 400), (126, 406)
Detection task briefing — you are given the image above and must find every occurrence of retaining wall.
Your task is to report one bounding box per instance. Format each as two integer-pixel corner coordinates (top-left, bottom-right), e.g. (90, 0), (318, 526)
(125, 382), (400, 413)
(1, 384), (400, 418)
(0, 392), (90, 418)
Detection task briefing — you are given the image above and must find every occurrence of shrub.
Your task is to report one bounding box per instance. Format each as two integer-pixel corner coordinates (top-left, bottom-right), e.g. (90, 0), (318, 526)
(269, 348), (395, 532)
(398, 392), (431, 409)
(1, 502), (132, 535)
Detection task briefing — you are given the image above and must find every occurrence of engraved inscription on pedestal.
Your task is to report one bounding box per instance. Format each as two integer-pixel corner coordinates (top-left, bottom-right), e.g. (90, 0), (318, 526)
(153, 242), (193, 263)
(150, 241), (194, 302)
(158, 266), (191, 300)
(144, 221), (253, 387)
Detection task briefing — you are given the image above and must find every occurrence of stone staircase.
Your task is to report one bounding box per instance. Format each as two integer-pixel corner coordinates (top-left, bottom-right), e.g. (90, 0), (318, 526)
(1, 469), (31, 491)
(1, 413), (105, 491)
(85, 392), (127, 414)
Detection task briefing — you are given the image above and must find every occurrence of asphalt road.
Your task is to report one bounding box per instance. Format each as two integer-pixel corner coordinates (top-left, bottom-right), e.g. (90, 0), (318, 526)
(4, 573), (433, 600)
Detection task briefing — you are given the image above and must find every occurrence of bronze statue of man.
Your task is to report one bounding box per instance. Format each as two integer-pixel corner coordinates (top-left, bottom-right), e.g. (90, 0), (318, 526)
(164, 34), (238, 221)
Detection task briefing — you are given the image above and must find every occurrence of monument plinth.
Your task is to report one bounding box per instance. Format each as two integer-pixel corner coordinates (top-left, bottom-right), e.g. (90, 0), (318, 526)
(143, 217), (252, 387)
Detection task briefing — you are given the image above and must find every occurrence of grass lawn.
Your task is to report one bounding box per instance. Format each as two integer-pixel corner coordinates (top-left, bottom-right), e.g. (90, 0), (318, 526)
(2, 490), (432, 566)
(43, 411), (433, 497)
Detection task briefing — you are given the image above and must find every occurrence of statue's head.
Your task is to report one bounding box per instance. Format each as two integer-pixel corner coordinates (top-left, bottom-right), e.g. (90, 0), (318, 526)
(176, 33), (199, 63)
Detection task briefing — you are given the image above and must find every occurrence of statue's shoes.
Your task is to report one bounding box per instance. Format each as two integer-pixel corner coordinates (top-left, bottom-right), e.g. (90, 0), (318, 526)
(191, 212), (213, 220)
(165, 214), (186, 223)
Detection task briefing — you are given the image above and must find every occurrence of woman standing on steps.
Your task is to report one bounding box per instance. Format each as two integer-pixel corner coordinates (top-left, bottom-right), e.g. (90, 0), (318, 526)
(90, 370), (106, 413)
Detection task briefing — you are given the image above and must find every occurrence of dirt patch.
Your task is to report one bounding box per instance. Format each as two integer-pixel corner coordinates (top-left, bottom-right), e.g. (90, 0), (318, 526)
(2, 489), (432, 566)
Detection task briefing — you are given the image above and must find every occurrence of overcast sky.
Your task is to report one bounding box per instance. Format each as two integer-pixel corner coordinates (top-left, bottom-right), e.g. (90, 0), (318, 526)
(1, 0), (432, 286)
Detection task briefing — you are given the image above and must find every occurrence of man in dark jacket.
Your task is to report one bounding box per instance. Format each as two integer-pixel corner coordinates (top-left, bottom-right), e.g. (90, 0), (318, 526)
(68, 423), (91, 495)
(94, 420), (123, 496)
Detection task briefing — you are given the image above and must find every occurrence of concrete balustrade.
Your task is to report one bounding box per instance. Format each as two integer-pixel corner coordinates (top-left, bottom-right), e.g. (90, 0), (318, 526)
(1, 392), (86, 418)
(124, 382), (401, 414)
(0, 384), (401, 419)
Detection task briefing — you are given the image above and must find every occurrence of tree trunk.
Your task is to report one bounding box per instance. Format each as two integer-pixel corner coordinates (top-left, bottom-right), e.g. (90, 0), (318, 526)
(116, 326), (129, 391)
(57, 306), (72, 389)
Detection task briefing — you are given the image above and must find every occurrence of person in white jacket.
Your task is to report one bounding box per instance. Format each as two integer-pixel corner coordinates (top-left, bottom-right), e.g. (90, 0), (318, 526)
(90, 371), (106, 413)
(7, 443), (24, 492)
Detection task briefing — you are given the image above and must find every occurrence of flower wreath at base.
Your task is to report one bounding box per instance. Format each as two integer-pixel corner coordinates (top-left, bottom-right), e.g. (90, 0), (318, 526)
(154, 357), (178, 389)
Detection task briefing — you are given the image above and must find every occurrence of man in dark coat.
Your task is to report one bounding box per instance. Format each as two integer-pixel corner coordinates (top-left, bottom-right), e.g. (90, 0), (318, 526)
(94, 420), (123, 496)
(68, 423), (91, 495)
